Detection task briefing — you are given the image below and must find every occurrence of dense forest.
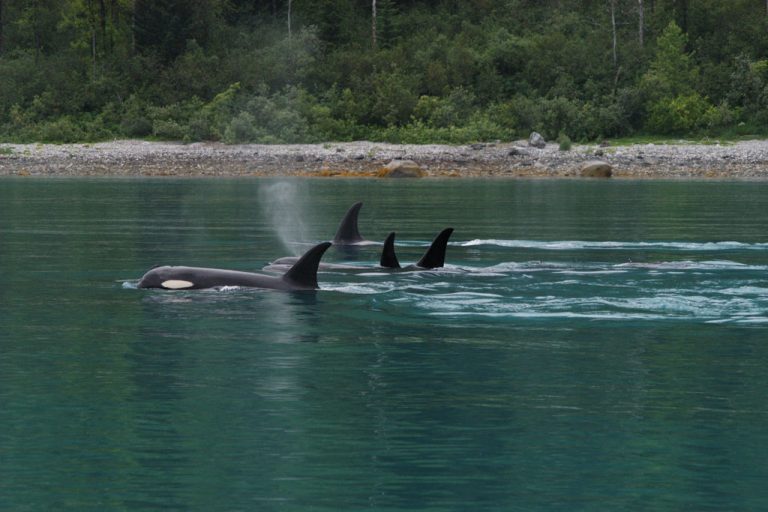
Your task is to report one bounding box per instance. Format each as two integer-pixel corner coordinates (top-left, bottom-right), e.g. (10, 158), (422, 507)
(1, 0), (768, 144)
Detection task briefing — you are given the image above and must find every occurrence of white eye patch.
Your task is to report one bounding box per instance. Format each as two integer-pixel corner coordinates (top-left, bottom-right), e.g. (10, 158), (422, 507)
(161, 280), (194, 289)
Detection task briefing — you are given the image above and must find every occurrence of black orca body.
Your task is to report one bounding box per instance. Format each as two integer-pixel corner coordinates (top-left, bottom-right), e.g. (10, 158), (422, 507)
(138, 242), (331, 291)
(266, 228), (454, 272)
(332, 202), (370, 245)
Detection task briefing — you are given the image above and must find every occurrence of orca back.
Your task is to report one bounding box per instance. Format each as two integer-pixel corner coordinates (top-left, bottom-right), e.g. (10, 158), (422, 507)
(282, 242), (333, 289)
(379, 232), (401, 268)
(416, 228), (454, 269)
(332, 202), (365, 244)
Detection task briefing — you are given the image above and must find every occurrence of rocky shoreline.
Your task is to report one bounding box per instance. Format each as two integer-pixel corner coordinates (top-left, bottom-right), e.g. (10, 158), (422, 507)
(1, 139), (768, 179)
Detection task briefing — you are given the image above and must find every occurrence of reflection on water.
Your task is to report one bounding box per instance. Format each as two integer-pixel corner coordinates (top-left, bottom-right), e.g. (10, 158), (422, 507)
(1, 178), (768, 510)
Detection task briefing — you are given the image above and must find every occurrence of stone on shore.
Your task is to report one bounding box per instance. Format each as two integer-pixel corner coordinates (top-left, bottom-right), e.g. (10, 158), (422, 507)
(580, 160), (613, 178)
(529, 132), (546, 148)
(378, 159), (425, 178)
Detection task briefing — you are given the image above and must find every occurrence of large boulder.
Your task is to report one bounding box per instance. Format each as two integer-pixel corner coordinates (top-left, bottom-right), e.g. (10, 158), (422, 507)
(378, 159), (425, 178)
(580, 160), (613, 178)
(528, 131), (546, 148)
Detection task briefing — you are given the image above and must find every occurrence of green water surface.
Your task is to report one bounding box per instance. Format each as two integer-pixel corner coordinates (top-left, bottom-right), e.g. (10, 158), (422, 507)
(1, 178), (767, 511)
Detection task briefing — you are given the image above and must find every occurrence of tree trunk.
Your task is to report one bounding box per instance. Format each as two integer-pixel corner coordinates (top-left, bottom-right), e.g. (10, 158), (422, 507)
(131, 0), (137, 53)
(677, 0), (688, 32)
(32, 0), (42, 59)
(0, 0), (4, 54)
(287, 0), (292, 40)
(99, 0), (107, 53)
(372, 0), (377, 49)
(638, 0), (644, 47)
(610, 0), (617, 70)
(89, 0), (97, 77)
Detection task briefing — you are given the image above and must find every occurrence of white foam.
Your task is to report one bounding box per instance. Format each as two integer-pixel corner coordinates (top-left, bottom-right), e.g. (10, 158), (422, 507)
(462, 239), (768, 252)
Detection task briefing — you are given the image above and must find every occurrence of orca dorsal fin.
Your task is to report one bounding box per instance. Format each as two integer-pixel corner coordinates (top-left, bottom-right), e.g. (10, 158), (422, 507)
(332, 202), (365, 244)
(379, 232), (401, 268)
(416, 228), (454, 269)
(282, 242), (332, 289)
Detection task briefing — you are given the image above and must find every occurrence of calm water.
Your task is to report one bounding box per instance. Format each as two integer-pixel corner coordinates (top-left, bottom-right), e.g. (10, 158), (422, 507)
(1, 178), (768, 511)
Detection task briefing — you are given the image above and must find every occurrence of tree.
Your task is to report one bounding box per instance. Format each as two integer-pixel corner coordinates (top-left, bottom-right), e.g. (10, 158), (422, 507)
(0, 0), (4, 53)
(372, 0), (376, 49)
(641, 20), (710, 134)
(609, 0), (618, 69)
(637, 0), (644, 47)
(642, 20), (696, 98)
(133, 0), (214, 61)
(675, 0), (688, 32)
(15, 0), (63, 57)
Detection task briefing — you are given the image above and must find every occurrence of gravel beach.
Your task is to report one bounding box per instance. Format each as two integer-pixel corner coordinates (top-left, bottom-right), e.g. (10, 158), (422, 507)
(1, 139), (768, 179)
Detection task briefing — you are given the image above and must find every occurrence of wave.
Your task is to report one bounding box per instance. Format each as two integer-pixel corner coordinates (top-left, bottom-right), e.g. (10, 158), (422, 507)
(459, 259), (768, 274)
(461, 239), (768, 251)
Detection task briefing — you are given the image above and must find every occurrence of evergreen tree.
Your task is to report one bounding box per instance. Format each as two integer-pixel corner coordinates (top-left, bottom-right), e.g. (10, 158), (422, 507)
(133, 0), (213, 61)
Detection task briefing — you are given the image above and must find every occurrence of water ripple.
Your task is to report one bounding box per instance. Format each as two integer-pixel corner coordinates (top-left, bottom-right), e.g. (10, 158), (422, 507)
(462, 239), (768, 251)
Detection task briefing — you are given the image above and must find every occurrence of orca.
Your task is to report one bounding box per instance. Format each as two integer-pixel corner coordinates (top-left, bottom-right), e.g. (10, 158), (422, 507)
(265, 228), (454, 272)
(380, 228), (454, 269)
(332, 202), (373, 245)
(138, 242), (331, 291)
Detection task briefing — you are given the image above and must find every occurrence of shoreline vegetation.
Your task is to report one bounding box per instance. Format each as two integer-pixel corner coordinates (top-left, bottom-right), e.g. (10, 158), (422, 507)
(1, 139), (768, 179)
(3, 3), (768, 154)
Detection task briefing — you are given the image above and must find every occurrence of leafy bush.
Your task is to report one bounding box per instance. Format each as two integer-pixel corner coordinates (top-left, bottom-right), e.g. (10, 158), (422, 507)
(119, 95), (153, 137)
(33, 116), (86, 143)
(369, 69), (419, 126)
(224, 112), (258, 143)
(646, 93), (715, 134)
(412, 87), (477, 128)
(218, 86), (314, 143)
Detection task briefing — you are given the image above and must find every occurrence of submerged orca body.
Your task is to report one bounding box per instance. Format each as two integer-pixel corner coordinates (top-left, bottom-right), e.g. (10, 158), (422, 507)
(266, 228), (454, 272)
(138, 242), (331, 291)
(332, 202), (369, 245)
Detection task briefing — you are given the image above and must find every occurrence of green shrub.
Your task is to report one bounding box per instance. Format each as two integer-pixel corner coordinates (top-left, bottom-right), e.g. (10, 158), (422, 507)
(558, 133), (572, 150)
(646, 93), (714, 134)
(369, 70), (419, 126)
(34, 116), (86, 143)
(121, 116), (153, 137)
(153, 119), (187, 139)
(224, 112), (258, 143)
(119, 94), (153, 137)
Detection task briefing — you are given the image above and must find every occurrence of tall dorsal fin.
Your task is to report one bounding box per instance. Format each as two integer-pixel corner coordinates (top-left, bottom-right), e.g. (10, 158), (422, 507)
(379, 232), (401, 268)
(282, 242), (332, 289)
(416, 228), (454, 269)
(332, 202), (365, 244)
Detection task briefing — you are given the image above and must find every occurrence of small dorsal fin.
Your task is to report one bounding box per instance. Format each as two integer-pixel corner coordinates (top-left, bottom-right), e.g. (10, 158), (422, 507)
(379, 232), (401, 268)
(332, 202), (365, 244)
(282, 242), (332, 289)
(416, 228), (454, 269)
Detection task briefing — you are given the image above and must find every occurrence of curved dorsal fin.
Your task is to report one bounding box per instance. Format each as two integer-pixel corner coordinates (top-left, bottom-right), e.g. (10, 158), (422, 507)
(282, 242), (332, 289)
(416, 228), (454, 269)
(379, 232), (401, 268)
(332, 202), (365, 244)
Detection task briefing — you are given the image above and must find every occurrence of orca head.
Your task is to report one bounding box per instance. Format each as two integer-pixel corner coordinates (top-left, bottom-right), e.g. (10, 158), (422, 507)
(138, 266), (195, 290)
